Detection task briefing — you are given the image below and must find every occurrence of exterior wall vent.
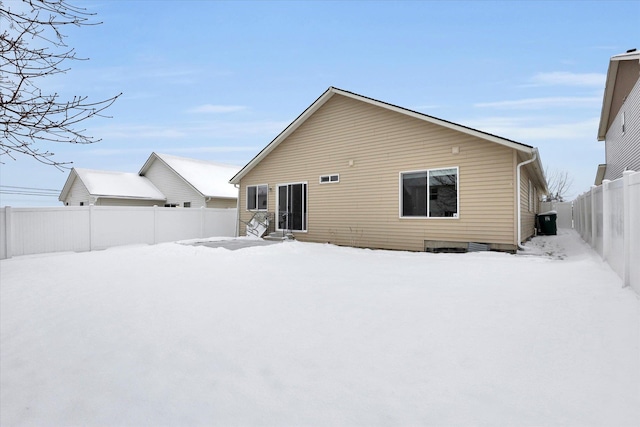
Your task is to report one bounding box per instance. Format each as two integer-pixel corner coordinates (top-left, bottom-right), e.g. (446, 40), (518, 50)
(468, 242), (490, 252)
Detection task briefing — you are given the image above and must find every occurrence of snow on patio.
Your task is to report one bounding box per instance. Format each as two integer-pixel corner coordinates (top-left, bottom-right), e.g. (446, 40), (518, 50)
(1, 230), (638, 426)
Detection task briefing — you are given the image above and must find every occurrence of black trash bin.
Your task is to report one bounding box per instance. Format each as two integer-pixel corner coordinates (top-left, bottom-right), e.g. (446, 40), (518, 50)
(536, 211), (557, 236)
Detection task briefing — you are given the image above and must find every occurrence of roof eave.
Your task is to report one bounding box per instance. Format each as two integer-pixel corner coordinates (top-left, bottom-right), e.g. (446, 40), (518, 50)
(597, 51), (640, 140)
(93, 195), (167, 201)
(230, 87), (337, 184)
(59, 168), (78, 201)
(230, 87), (536, 184)
(597, 60), (619, 141)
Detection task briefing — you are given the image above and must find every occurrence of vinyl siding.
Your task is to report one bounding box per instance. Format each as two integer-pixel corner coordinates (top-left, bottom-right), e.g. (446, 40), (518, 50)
(143, 159), (205, 207)
(206, 198), (237, 209)
(239, 95), (521, 251)
(604, 77), (640, 180)
(63, 177), (91, 206)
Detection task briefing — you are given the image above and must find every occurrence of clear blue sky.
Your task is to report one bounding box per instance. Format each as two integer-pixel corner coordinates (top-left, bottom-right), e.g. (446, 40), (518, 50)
(1, 0), (639, 206)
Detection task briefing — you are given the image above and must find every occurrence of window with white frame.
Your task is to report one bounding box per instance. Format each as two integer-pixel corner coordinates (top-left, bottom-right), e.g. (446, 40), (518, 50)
(319, 174), (339, 184)
(247, 184), (268, 210)
(400, 167), (458, 218)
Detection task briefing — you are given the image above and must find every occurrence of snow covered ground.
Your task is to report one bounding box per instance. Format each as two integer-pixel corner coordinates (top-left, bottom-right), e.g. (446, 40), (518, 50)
(1, 230), (638, 426)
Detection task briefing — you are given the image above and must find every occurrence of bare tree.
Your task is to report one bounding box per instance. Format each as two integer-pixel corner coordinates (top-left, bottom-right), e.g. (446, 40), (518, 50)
(545, 168), (573, 202)
(0, 0), (121, 168)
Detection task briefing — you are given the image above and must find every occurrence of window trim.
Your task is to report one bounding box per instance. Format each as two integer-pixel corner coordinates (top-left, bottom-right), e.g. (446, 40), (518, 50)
(399, 166), (460, 219)
(276, 181), (308, 233)
(319, 174), (340, 184)
(246, 184), (268, 211)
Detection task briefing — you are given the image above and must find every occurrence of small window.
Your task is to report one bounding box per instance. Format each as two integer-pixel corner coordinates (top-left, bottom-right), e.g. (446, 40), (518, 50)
(319, 174), (339, 184)
(183, 202), (191, 208)
(79, 202), (84, 206)
(247, 184), (268, 210)
(164, 203), (178, 208)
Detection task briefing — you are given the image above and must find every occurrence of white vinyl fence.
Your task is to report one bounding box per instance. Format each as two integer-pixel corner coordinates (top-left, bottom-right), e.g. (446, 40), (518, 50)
(539, 201), (573, 229)
(574, 170), (640, 293)
(0, 206), (237, 260)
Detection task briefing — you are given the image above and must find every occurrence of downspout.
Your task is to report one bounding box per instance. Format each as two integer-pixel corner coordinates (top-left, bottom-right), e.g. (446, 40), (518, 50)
(516, 149), (538, 250)
(234, 184), (240, 237)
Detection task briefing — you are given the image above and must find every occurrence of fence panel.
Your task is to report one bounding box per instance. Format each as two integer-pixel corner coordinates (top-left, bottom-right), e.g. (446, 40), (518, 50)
(204, 208), (237, 238)
(605, 180), (625, 277)
(592, 186), (604, 256)
(573, 170), (639, 293)
(9, 207), (91, 257)
(582, 192), (592, 243)
(155, 208), (204, 243)
(0, 206), (237, 259)
(0, 208), (6, 260)
(539, 201), (573, 229)
(91, 206), (156, 250)
(629, 173), (640, 293)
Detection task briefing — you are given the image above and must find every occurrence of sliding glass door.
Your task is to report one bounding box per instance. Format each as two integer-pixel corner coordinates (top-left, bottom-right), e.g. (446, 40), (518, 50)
(277, 182), (307, 232)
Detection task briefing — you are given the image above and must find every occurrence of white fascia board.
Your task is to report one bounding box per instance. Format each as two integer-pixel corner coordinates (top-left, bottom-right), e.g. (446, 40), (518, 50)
(58, 168), (78, 202)
(598, 61), (619, 141)
(95, 195), (167, 201)
(138, 152), (157, 175)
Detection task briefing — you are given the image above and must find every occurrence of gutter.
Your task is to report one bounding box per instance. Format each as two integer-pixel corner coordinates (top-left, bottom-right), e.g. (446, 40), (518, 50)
(516, 149), (538, 251)
(234, 184), (240, 237)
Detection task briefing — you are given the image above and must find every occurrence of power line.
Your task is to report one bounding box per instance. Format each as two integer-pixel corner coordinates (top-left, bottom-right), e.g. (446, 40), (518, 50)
(0, 185), (60, 192)
(0, 190), (60, 197)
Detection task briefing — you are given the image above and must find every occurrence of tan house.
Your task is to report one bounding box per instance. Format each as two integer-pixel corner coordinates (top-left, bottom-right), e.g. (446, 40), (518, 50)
(230, 87), (548, 253)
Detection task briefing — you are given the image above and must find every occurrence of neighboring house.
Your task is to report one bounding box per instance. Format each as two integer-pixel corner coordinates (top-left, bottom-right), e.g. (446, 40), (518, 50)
(139, 153), (240, 208)
(596, 48), (640, 184)
(230, 87), (548, 253)
(60, 153), (241, 208)
(59, 168), (166, 206)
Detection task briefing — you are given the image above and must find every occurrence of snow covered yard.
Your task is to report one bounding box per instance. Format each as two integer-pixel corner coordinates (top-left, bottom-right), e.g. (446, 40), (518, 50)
(1, 230), (638, 426)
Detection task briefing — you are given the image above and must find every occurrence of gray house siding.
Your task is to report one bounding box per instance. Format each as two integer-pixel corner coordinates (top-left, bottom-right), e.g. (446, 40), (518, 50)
(142, 159), (205, 207)
(604, 78), (640, 181)
(64, 178), (91, 206)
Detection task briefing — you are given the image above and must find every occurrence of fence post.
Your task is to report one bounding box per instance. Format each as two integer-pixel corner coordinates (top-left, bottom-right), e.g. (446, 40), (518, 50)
(622, 171), (633, 287)
(602, 180), (610, 261)
(4, 206), (12, 259)
(201, 206), (206, 238)
(89, 204), (94, 251)
(590, 185), (598, 246)
(153, 205), (158, 245)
